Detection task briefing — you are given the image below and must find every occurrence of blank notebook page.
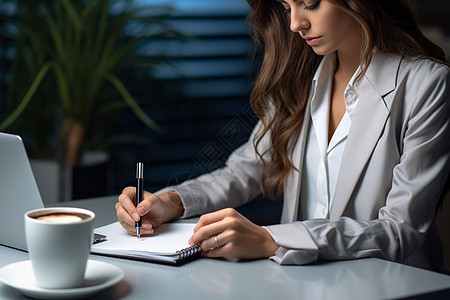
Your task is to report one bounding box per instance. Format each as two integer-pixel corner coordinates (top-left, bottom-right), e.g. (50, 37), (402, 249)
(93, 222), (196, 254)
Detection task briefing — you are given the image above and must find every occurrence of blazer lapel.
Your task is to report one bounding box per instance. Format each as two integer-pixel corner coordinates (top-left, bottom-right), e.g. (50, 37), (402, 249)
(330, 53), (402, 220)
(282, 100), (311, 223)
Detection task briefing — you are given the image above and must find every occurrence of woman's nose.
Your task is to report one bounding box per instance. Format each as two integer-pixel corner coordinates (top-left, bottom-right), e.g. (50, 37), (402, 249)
(289, 9), (310, 33)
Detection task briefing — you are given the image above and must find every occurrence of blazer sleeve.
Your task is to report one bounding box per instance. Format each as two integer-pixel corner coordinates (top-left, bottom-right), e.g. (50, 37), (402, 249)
(157, 121), (268, 218)
(265, 63), (450, 267)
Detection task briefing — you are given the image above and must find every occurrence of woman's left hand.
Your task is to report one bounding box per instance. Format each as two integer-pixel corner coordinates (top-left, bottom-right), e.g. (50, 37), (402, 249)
(188, 208), (279, 259)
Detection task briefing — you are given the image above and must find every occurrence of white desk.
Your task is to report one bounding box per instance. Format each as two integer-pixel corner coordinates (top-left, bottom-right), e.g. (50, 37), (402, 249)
(1, 195), (450, 299)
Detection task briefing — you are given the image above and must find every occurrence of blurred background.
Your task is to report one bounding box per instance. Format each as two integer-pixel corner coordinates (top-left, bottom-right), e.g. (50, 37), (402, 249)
(0, 0), (448, 212)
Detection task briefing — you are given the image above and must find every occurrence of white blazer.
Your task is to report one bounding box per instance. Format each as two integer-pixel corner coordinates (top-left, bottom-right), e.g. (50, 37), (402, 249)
(165, 52), (450, 273)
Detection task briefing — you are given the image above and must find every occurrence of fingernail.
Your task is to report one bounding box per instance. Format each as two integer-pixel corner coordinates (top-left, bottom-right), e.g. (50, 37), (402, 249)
(137, 206), (145, 216)
(132, 213), (140, 221)
(188, 238), (192, 246)
(142, 223), (152, 229)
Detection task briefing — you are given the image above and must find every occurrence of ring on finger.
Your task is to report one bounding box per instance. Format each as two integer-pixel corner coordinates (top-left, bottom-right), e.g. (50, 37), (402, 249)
(215, 236), (221, 248)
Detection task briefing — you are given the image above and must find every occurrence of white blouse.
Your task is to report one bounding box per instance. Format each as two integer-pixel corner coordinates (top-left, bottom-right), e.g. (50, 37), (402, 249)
(300, 54), (361, 220)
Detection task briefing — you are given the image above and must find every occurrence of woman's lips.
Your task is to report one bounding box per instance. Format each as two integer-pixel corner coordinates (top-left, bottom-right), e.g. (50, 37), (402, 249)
(304, 36), (322, 46)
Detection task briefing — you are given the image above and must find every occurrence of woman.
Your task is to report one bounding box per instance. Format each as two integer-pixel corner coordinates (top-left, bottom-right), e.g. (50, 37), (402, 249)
(116, 0), (450, 272)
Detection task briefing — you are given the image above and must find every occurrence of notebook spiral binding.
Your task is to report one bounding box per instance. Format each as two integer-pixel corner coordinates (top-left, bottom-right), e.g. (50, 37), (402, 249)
(176, 244), (202, 260)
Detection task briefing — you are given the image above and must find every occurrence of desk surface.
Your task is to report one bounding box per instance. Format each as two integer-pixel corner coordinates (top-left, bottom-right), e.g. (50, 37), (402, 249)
(1, 195), (450, 299)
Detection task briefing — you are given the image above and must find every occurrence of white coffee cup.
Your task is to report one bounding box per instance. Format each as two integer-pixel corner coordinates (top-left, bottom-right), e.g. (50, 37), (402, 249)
(25, 207), (95, 289)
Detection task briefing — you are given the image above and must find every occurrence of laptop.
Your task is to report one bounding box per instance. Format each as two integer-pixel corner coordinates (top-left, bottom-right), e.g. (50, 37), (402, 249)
(0, 132), (45, 251)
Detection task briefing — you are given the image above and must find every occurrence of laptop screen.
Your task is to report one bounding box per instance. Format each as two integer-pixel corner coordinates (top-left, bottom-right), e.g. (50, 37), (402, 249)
(0, 132), (44, 251)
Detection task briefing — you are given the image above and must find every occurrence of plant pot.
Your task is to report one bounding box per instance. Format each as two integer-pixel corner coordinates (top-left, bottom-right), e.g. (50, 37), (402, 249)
(30, 151), (113, 204)
(30, 159), (72, 204)
(72, 151), (113, 200)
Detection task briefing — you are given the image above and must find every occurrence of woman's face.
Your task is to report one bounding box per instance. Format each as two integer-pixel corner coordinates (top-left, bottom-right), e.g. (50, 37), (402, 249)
(276, 0), (361, 56)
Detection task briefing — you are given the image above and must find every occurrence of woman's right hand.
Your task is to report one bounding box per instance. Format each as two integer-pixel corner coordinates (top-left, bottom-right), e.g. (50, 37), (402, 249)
(115, 187), (184, 236)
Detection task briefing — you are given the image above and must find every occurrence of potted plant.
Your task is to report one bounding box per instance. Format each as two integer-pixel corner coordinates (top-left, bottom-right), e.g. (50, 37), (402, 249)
(0, 0), (175, 201)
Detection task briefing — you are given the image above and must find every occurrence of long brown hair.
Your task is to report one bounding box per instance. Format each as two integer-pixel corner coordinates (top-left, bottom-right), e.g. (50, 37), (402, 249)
(246, 0), (447, 198)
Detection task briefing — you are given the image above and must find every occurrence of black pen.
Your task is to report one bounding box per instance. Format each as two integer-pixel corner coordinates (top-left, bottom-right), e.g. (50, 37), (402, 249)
(136, 162), (144, 238)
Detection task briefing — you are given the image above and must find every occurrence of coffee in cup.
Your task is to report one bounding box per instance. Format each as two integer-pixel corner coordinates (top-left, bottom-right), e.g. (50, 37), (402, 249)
(33, 212), (91, 223)
(25, 207), (95, 289)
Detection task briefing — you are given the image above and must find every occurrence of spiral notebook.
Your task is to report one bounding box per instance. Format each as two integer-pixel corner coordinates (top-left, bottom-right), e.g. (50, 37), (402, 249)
(91, 222), (202, 266)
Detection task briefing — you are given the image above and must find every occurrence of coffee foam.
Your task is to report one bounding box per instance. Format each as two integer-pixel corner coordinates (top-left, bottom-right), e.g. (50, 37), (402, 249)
(36, 214), (83, 223)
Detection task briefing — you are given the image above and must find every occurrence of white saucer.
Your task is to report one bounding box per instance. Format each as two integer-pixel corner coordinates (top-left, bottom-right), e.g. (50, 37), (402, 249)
(0, 259), (124, 299)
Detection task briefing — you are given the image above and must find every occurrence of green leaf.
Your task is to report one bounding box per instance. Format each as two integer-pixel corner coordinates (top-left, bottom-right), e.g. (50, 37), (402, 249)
(43, 7), (66, 63)
(52, 63), (71, 112)
(106, 73), (161, 133)
(59, 0), (83, 30)
(0, 63), (52, 131)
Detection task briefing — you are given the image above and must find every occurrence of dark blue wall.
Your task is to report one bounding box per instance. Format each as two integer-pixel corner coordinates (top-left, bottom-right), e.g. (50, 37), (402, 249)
(108, 0), (258, 194)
